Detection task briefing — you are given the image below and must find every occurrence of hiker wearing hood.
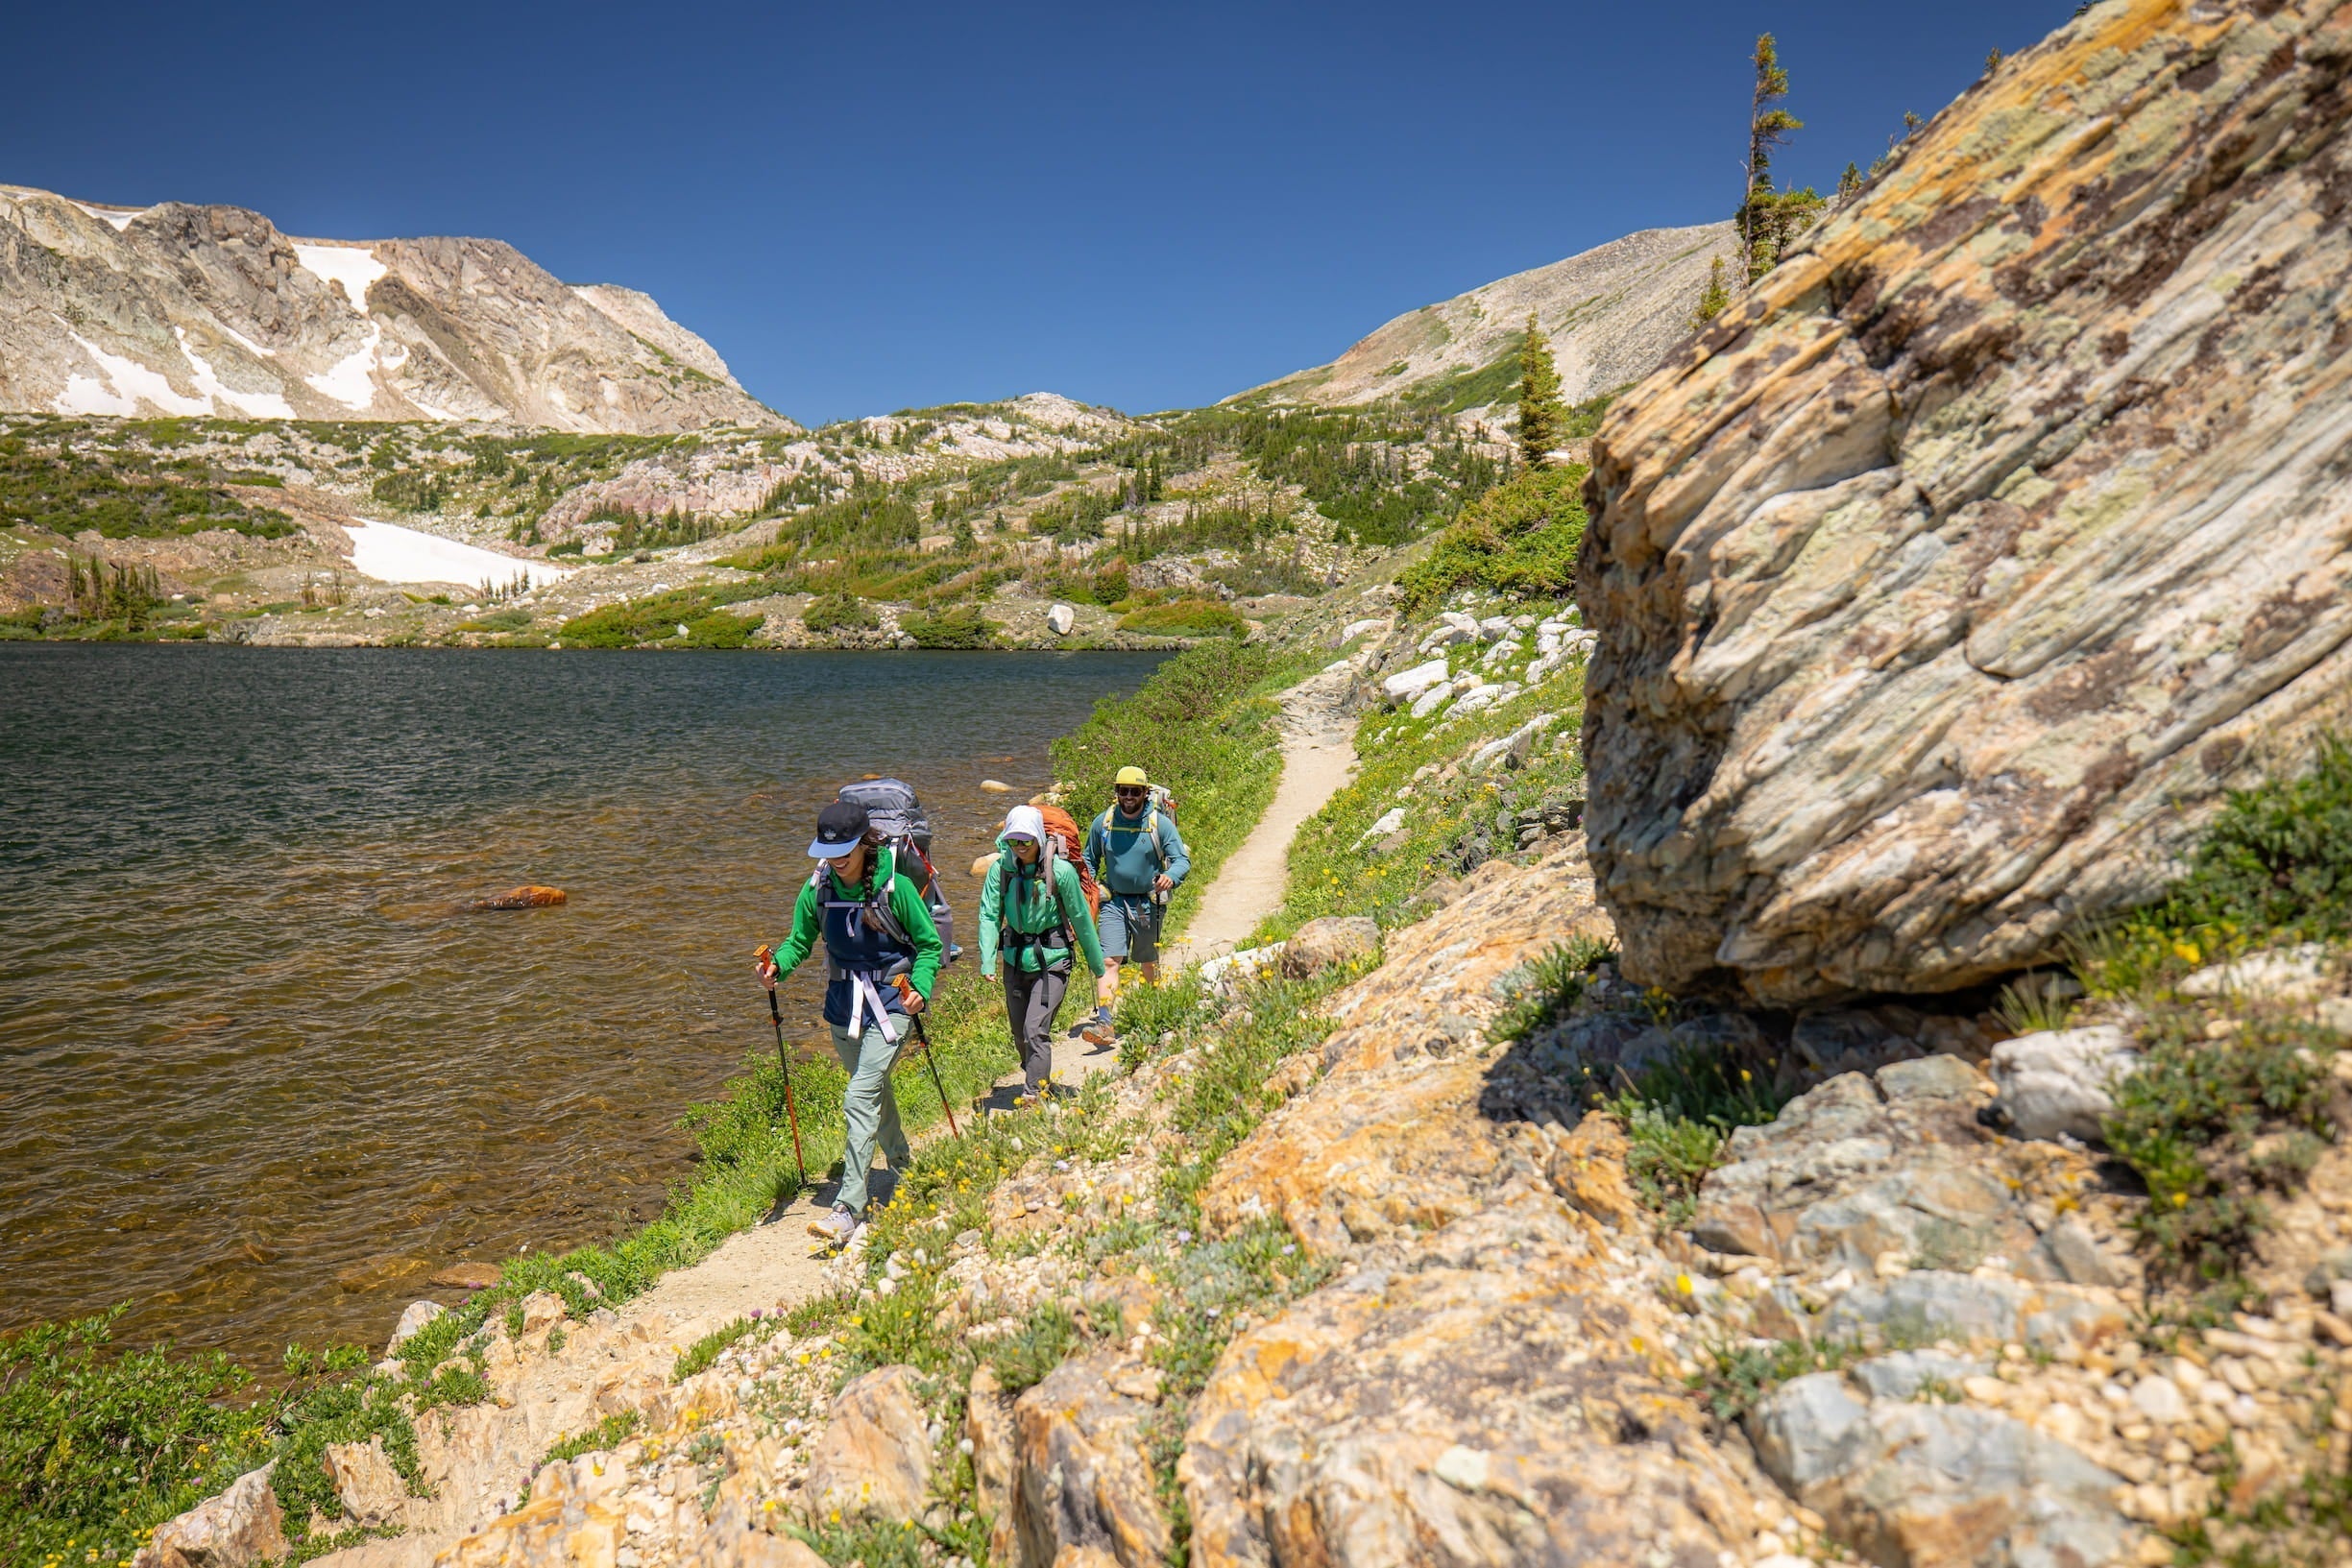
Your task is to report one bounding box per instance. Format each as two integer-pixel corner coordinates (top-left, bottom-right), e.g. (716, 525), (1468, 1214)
(980, 804), (1105, 1101)
(760, 800), (942, 1247)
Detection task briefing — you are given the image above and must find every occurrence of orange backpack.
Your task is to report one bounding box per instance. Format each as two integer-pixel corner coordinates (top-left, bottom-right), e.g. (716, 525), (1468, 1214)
(1035, 803), (1103, 920)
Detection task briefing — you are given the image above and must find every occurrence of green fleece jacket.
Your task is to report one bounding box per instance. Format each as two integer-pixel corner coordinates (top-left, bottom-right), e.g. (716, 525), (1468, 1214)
(978, 838), (1105, 979)
(766, 846), (943, 1027)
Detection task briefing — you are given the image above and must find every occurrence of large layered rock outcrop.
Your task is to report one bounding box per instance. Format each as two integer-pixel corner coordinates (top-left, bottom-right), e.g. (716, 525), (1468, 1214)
(1581, 0), (2352, 1002)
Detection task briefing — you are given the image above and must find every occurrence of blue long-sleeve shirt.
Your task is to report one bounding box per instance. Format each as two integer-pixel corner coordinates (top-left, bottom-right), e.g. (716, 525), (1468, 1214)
(1085, 804), (1189, 898)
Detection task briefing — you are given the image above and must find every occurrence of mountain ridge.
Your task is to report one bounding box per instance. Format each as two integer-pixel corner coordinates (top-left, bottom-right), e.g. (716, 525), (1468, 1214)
(1235, 219), (1737, 414)
(0, 185), (790, 435)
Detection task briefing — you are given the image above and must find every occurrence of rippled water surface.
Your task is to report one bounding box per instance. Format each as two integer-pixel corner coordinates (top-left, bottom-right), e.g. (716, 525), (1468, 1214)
(0, 643), (1162, 1364)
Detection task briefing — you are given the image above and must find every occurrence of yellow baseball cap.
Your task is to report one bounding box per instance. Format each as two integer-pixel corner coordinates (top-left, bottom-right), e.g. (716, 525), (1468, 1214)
(1115, 766), (1149, 786)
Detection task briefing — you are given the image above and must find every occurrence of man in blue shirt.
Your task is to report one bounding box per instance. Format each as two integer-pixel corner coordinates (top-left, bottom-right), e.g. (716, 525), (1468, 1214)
(1080, 765), (1188, 1043)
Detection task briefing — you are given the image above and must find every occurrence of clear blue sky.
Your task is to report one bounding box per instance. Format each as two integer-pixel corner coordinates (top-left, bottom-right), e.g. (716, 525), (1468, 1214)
(4, 1), (2069, 422)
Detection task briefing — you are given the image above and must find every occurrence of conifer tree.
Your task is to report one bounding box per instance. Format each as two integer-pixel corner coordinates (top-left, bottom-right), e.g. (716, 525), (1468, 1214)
(1836, 161), (1863, 203)
(1691, 256), (1733, 328)
(1739, 34), (1805, 282)
(1515, 314), (1565, 470)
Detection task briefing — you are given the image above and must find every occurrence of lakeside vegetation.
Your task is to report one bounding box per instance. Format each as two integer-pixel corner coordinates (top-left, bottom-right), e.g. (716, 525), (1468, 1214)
(0, 635), (1294, 1561)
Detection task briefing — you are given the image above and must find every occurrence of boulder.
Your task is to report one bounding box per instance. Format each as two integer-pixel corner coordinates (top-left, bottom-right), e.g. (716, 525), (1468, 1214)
(1047, 602), (1076, 636)
(1380, 657), (1451, 703)
(1277, 915), (1380, 979)
(384, 1298), (445, 1356)
(1748, 1378), (2131, 1568)
(322, 1435), (407, 1527)
(133, 1465), (288, 1568)
(1198, 943), (1285, 998)
(2180, 943), (2336, 1003)
(1183, 1201), (1764, 1568)
(1688, 1057), (2056, 1274)
(1986, 1025), (2138, 1143)
(516, 1290), (566, 1336)
(1819, 1269), (2128, 1356)
(965, 1363), (1016, 1529)
(802, 1363), (933, 1526)
(435, 1491), (625, 1568)
(1579, 1), (2352, 1003)
(997, 1353), (1170, 1568)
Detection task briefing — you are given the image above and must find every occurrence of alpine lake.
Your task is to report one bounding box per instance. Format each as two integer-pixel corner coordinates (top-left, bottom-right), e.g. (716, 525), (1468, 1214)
(0, 642), (1165, 1366)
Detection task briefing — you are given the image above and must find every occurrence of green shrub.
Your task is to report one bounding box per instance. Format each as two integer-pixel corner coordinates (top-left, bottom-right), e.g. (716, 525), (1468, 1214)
(1613, 1099), (1731, 1227)
(672, 1318), (764, 1383)
(1494, 936), (1617, 1044)
(556, 588), (762, 649)
(1398, 465), (1588, 613)
(802, 592), (879, 634)
(1116, 598), (1248, 639)
(455, 608), (534, 633)
(0, 1310), (275, 1562)
(542, 1411), (641, 1465)
(547, 540), (585, 558)
(2103, 1009), (2337, 1287)
(983, 1302), (1084, 1392)
(900, 604), (997, 649)
(369, 469), (446, 512)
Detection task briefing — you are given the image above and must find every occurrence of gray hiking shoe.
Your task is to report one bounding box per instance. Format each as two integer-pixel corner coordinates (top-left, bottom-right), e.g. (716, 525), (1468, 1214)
(806, 1204), (859, 1247)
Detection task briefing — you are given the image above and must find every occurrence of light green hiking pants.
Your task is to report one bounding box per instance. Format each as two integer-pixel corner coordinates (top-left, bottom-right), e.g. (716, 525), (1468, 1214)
(830, 1019), (911, 1215)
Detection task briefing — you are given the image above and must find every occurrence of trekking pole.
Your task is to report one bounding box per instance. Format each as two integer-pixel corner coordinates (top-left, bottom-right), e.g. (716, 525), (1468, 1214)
(885, 958), (959, 1136)
(905, 1009), (958, 1136)
(754, 946), (807, 1188)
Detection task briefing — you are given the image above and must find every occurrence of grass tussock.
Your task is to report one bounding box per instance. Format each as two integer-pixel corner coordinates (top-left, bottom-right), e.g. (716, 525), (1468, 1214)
(2103, 1007), (2339, 1291)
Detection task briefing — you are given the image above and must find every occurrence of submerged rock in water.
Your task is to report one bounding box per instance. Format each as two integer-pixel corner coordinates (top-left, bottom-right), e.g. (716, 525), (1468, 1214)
(1580, 0), (2352, 1003)
(465, 884), (567, 911)
(427, 1261), (503, 1290)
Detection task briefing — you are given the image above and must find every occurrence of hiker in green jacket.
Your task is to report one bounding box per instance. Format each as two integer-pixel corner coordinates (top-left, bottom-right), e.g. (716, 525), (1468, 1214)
(1080, 765), (1189, 1043)
(981, 805), (1105, 1102)
(759, 800), (943, 1247)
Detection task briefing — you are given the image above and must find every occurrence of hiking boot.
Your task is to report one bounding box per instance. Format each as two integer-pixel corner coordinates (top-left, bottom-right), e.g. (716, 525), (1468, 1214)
(1080, 1006), (1117, 1046)
(806, 1204), (859, 1247)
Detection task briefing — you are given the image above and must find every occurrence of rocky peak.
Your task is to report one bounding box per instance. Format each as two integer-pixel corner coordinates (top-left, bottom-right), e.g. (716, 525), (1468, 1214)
(0, 184), (788, 434)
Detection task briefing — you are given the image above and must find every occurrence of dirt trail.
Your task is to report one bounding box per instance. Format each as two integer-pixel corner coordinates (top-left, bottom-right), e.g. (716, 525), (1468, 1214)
(1022, 661), (1358, 1095)
(315, 663), (1360, 1567)
(1161, 660), (1357, 968)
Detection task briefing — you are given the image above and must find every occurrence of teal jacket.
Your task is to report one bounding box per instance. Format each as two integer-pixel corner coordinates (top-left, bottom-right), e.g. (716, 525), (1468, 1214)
(979, 836), (1105, 979)
(1085, 804), (1189, 899)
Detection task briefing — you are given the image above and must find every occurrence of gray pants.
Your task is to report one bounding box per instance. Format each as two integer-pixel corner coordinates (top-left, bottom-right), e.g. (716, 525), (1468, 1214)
(1003, 962), (1070, 1095)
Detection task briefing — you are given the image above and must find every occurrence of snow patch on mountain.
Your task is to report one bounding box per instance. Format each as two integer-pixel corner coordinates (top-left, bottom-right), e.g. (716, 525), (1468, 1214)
(292, 243), (388, 313)
(343, 519), (573, 589)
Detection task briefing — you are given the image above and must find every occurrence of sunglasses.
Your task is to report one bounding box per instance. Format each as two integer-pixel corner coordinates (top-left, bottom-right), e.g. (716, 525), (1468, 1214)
(1115, 785), (1147, 796)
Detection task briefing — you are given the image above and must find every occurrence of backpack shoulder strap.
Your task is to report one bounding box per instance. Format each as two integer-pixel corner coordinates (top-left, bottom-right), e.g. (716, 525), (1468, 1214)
(1144, 808), (1166, 869)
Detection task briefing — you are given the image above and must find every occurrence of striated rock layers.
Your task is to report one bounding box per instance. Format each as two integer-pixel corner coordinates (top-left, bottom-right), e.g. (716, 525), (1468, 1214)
(1580, 0), (2352, 1003)
(0, 184), (788, 433)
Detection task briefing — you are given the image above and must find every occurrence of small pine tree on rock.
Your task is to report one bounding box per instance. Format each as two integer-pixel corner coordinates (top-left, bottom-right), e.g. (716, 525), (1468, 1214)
(1515, 315), (1565, 470)
(1691, 256), (1733, 328)
(1740, 34), (1806, 281)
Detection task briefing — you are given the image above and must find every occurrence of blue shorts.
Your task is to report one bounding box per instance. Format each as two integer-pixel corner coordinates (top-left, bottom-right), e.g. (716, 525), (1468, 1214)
(1098, 895), (1161, 963)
